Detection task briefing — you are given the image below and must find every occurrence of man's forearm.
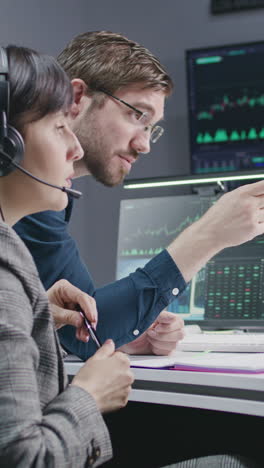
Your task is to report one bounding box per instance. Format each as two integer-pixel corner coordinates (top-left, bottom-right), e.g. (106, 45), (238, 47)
(167, 181), (264, 283)
(167, 218), (218, 283)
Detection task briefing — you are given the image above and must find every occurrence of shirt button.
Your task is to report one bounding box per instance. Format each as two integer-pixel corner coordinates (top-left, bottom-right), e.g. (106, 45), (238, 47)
(172, 288), (179, 296)
(133, 329), (140, 336)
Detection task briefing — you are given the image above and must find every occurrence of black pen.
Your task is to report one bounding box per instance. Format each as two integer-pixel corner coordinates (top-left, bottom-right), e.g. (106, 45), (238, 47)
(79, 310), (102, 349)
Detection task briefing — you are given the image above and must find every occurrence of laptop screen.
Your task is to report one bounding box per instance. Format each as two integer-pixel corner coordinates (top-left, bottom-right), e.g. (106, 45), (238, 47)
(116, 194), (264, 329)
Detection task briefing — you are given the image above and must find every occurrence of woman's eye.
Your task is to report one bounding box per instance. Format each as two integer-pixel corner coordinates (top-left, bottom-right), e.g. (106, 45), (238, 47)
(56, 125), (65, 132)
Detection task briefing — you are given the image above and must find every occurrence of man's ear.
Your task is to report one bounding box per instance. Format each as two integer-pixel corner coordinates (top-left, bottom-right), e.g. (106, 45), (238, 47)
(70, 78), (92, 118)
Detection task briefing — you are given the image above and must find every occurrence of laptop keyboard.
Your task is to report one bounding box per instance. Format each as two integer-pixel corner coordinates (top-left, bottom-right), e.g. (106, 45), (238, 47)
(177, 333), (264, 352)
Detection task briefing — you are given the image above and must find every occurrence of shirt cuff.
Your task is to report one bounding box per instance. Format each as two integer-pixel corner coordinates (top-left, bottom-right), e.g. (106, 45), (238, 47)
(143, 249), (186, 304)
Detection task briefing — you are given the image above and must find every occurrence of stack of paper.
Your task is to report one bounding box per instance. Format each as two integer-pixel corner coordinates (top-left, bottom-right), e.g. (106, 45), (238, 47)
(129, 351), (264, 374)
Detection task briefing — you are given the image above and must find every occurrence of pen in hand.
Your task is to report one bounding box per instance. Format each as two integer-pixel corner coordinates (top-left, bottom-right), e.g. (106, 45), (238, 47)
(79, 309), (102, 349)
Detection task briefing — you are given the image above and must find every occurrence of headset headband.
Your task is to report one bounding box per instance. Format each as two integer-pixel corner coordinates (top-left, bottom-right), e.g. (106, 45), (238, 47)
(0, 46), (24, 176)
(0, 47), (9, 119)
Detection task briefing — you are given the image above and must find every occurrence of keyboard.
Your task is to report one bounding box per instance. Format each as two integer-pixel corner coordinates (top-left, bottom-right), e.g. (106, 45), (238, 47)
(177, 333), (264, 352)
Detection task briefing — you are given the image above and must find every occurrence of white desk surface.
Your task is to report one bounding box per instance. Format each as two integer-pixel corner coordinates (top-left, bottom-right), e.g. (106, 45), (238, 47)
(65, 360), (264, 418)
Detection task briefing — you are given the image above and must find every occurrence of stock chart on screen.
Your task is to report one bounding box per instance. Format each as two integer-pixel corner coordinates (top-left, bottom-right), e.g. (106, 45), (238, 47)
(116, 194), (264, 326)
(186, 41), (264, 175)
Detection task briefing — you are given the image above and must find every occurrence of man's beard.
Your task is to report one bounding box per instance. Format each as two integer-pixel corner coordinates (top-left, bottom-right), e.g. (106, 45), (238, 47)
(74, 112), (127, 187)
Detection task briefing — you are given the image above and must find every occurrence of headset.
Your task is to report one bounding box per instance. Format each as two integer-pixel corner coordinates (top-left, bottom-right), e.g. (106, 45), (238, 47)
(0, 46), (24, 177)
(0, 46), (81, 198)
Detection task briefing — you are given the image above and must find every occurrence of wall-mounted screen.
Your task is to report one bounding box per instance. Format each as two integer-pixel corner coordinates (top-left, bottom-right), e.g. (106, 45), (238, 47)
(186, 41), (264, 175)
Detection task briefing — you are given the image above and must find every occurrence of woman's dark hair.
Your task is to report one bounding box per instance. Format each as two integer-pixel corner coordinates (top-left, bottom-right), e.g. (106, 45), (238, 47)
(6, 45), (73, 134)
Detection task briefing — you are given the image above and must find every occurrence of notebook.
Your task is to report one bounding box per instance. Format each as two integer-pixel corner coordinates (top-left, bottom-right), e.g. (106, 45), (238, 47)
(129, 352), (264, 374)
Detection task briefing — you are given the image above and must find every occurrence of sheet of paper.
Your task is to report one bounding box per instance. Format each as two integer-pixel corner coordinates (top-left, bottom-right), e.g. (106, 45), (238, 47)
(129, 352), (264, 372)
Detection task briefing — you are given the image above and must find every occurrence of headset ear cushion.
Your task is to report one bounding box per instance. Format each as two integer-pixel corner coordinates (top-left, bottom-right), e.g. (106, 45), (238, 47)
(0, 126), (24, 176)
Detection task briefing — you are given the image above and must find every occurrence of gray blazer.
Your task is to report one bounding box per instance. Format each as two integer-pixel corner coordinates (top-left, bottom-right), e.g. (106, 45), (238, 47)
(0, 223), (112, 467)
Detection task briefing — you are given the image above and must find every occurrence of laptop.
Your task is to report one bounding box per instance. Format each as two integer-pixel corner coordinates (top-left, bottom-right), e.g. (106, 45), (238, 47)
(116, 193), (264, 332)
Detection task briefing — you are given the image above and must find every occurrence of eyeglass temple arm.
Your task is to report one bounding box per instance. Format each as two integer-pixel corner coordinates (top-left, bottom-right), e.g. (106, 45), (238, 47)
(98, 88), (144, 118)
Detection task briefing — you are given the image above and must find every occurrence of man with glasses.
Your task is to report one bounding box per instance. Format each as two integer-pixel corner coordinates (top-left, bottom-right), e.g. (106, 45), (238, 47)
(14, 31), (264, 362)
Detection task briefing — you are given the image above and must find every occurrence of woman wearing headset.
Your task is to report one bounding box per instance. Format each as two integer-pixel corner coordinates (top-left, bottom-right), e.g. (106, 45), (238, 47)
(0, 45), (134, 467)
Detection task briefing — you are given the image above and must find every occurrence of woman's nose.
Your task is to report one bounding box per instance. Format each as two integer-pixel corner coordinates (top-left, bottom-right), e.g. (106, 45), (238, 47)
(68, 130), (84, 161)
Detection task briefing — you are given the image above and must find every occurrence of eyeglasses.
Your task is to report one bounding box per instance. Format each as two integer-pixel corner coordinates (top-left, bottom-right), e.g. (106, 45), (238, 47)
(98, 89), (164, 143)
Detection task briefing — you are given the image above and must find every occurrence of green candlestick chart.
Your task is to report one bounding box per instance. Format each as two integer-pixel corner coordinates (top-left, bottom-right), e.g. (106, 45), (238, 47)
(197, 93), (264, 121)
(196, 92), (264, 144)
(196, 127), (264, 144)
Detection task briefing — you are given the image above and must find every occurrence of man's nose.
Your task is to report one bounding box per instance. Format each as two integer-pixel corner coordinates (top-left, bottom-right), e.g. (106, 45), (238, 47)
(130, 129), (151, 155)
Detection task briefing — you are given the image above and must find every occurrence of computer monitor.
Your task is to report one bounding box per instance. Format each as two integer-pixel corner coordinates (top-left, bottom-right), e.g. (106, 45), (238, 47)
(186, 40), (264, 175)
(116, 194), (264, 329)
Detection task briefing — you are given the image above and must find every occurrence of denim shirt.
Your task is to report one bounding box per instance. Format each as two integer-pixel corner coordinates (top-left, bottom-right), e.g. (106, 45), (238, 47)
(14, 198), (186, 360)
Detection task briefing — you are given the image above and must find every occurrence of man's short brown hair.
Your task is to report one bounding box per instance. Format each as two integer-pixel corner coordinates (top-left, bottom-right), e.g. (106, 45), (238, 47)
(57, 31), (173, 96)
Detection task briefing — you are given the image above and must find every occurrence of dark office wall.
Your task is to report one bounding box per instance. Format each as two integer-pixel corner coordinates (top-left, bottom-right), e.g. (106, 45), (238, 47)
(1, 0), (264, 286)
(0, 0), (91, 55)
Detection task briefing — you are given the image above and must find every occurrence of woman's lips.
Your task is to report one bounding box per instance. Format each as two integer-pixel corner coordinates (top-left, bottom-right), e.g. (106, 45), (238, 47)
(65, 178), (72, 188)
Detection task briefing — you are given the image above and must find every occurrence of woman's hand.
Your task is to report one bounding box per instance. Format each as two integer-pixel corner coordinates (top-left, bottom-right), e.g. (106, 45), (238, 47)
(72, 339), (134, 413)
(47, 279), (98, 343)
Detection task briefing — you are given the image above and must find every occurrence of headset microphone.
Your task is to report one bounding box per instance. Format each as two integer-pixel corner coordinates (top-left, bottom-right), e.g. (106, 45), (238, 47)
(0, 148), (82, 199)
